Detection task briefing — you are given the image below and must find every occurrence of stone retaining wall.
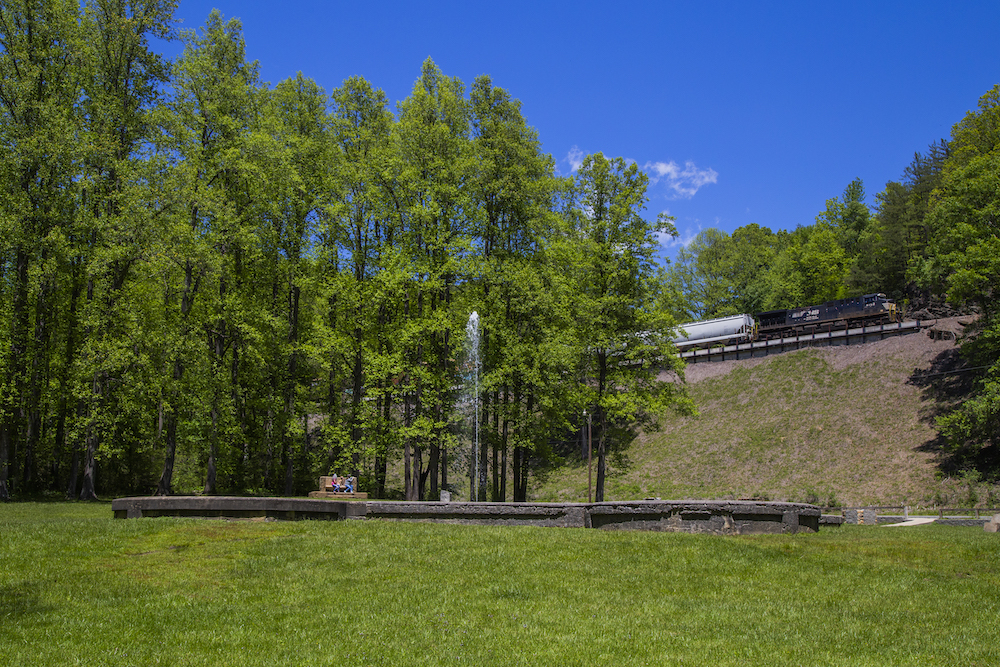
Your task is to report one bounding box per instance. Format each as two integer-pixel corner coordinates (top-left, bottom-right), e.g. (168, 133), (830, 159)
(365, 501), (589, 528)
(112, 496), (367, 521)
(588, 500), (818, 534)
(112, 497), (820, 534)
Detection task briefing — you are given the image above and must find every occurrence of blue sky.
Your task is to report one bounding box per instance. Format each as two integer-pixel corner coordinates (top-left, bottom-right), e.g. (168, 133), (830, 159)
(167, 1), (1000, 258)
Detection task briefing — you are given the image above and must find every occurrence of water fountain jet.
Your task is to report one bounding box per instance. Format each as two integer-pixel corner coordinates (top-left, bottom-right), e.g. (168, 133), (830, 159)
(466, 312), (481, 501)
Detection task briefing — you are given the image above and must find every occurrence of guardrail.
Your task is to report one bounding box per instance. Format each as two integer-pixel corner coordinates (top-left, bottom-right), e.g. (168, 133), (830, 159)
(681, 320), (923, 363)
(822, 506), (1000, 519)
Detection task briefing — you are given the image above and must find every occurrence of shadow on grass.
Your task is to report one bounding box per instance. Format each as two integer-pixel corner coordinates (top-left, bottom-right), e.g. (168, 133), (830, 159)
(0, 581), (54, 620)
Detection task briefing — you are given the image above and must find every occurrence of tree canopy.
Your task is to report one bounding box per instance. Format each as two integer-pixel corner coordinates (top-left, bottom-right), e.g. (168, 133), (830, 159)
(0, 5), (691, 501)
(2, 4), (998, 500)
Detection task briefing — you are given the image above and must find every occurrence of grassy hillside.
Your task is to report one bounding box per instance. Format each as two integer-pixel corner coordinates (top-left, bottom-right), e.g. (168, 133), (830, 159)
(531, 324), (999, 507)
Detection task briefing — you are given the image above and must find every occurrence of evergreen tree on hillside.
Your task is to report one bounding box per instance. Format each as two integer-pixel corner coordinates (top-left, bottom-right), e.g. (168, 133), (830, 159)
(850, 141), (949, 301)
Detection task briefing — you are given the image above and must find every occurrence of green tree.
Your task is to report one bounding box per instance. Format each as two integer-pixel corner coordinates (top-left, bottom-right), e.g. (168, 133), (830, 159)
(725, 223), (779, 315)
(72, 0), (176, 500)
(259, 73), (333, 495)
(467, 74), (565, 501)
(921, 85), (1000, 473)
(0, 0), (84, 500)
(667, 228), (733, 321)
(156, 10), (265, 495)
(664, 223), (779, 322)
(326, 75), (396, 495)
(572, 152), (691, 502)
(394, 59), (472, 500)
(817, 178), (870, 259)
(765, 223), (849, 310)
(850, 143), (949, 300)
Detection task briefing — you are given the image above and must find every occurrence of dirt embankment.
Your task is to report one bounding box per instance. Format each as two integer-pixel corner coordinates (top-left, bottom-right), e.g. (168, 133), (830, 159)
(683, 317), (972, 384)
(533, 319), (996, 507)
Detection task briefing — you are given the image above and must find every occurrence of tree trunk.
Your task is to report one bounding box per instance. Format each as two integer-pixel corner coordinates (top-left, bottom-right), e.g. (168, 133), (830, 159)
(284, 281), (301, 497)
(157, 406), (178, 496)
(79, 373), (101, 501)
(64, 398), (85, 500)
(0, 430), (10, 501)
(1, 247), (31, 501)
(350, 340), (363, 478)
(157, 357), (184, 496)
(64, 441), (79, 501)
(54, 261), (82, 496)
(429, 398), (440, 500)
(500, 387), (507, 502)
(204, 399), (218, 495)
(440, 443), (447, 496)
(374, 391), (390, 498)
(491, 390), (499, 501)
(595, 414), (607, 503)
(79, 430), (99, 501)
(428, 440), (439, 500)
(22, 266), (54, 494)
(404, 392), (416, 501)
(595, 350), (608, 502)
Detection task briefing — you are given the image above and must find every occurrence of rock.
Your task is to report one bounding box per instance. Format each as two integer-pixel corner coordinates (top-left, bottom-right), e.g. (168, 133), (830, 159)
(986, 514), (1000, 533)
(845, 508), (878, 525)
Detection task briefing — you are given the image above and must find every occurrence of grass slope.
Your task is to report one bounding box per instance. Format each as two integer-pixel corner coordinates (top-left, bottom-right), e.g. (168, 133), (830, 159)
(533, 331), (994, 507)
(2, 503), (999, 666)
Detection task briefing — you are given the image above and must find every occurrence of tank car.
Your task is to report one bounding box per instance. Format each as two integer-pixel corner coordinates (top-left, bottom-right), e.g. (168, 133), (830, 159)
(672, 314), (756, 350)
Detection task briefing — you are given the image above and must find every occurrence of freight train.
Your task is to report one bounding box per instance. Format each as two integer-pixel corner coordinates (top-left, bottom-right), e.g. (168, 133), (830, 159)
(671, 293), (899, 351)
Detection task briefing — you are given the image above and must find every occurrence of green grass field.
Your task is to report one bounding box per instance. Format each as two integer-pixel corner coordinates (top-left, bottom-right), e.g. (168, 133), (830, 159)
(2, 503), (998, 666)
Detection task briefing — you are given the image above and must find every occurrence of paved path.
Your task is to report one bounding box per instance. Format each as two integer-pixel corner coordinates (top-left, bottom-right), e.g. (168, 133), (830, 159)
(883, 517), (937, 527)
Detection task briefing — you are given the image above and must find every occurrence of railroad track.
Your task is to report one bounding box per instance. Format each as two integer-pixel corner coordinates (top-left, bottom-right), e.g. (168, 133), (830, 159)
(679, 319), (924, 364)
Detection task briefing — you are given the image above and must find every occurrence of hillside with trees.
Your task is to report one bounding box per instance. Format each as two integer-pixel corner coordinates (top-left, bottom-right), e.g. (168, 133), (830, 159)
(657, 85), (1000, 493)
(1, 2), (998, 503)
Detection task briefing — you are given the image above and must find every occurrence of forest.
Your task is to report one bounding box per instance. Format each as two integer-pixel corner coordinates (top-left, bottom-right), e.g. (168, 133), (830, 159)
(1, 0), (998, 502)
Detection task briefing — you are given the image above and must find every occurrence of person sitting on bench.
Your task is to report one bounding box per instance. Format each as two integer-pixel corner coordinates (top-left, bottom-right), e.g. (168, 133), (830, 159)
(345, 476), (355, 493)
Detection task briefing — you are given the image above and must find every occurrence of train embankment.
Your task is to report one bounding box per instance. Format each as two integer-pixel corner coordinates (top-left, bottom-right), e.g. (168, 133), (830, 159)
(530, 318), (995, 507)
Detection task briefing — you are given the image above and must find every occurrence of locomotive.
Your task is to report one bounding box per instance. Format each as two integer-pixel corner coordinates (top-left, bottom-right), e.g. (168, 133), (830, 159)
(672, 293), (899, 351)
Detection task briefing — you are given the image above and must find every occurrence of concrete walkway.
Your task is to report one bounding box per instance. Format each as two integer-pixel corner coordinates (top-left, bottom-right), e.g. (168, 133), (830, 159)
(883, 517), (937, 527)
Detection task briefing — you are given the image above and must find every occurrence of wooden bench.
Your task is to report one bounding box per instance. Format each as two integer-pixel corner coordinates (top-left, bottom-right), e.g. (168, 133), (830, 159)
(307, 476), (368, 499)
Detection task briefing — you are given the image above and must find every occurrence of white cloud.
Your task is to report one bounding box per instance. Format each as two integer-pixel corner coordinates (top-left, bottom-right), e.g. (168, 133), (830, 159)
(561, 151), (717, 200)
(658, 220), (704, 250)
(566, 146), (584, 173)
(643, 160), (718, 199)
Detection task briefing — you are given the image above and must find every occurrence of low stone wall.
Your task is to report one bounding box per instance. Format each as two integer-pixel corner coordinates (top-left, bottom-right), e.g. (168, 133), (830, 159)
(366, 501), (589, 528)
(588, 500), (819, 535)
(112, 496), (366, 521)
(112, 497), (820, 534)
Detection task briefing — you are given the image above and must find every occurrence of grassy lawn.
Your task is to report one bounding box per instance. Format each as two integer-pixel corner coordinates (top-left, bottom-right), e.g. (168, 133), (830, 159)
(2, 503), (998, 666)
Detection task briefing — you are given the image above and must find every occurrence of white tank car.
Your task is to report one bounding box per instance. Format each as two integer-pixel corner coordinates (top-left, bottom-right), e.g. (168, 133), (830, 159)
(672, 314), (756, 350)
